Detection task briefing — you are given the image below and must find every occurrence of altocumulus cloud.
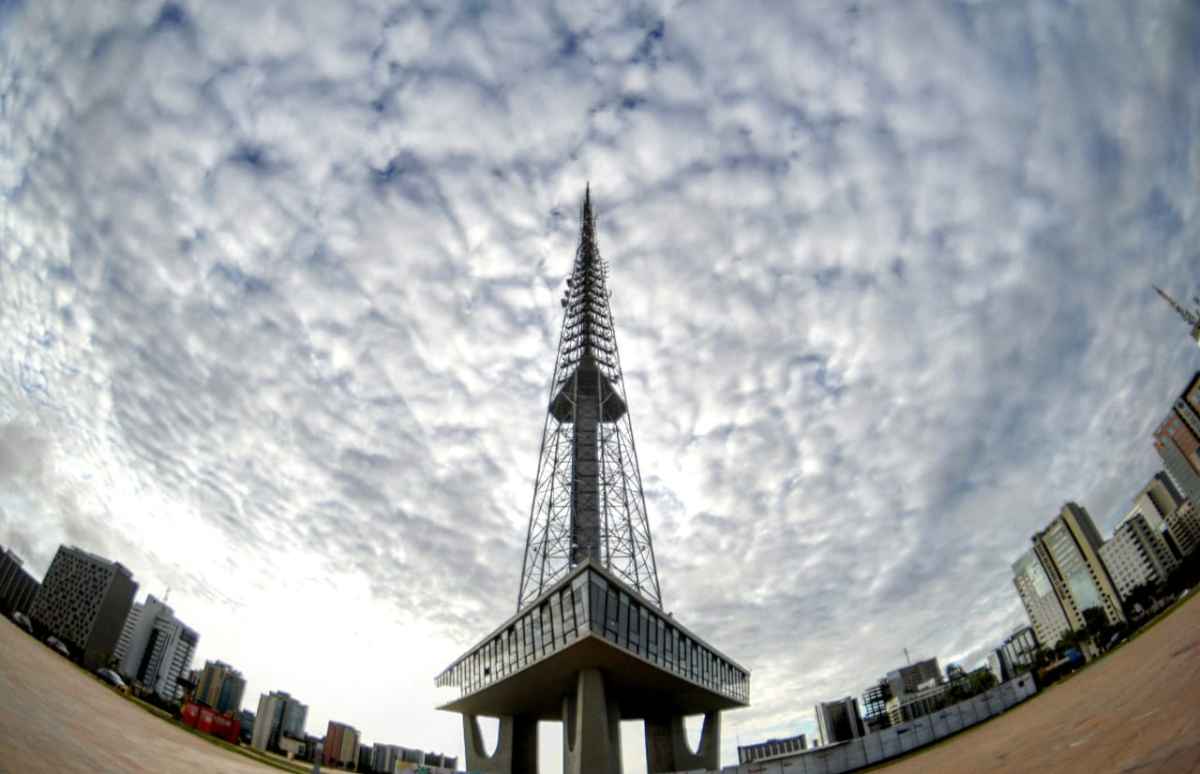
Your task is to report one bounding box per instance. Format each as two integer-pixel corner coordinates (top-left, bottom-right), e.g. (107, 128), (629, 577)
(2, 0), (1199, 768)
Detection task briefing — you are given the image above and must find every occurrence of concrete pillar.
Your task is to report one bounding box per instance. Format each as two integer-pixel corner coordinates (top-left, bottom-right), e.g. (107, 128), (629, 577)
(644, 711), (720, 773)
(462, 713), (539, 774)
(563, 668), (622, 774)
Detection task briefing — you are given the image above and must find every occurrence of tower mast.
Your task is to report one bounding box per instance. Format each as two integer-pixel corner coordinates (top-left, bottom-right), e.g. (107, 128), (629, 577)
(517, 187), (662, 610)
(1154, 285), (1200, 348)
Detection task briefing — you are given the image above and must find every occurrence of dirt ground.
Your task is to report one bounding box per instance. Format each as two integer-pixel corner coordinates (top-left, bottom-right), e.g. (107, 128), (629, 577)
(871, 592), (1200, 774)
(0, 615), (285, 774)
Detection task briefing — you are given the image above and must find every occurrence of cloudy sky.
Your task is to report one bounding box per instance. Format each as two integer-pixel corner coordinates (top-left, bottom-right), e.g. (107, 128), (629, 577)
(2, 0), (1199, 770)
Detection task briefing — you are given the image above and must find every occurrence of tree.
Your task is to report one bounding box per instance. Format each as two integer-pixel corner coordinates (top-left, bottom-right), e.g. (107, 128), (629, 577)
(1122, 582), (1152, 619)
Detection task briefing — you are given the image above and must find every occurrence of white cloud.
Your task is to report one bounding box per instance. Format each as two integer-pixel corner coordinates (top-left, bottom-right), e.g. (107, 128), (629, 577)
(2, 0), (1199, 770)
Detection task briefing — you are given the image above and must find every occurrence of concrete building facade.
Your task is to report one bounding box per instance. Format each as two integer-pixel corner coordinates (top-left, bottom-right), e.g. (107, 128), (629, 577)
(1154, 373), (1200, 504)
(372, 743), (403, 773)
(815, 697), (865, 745)
(113, 594), (199, 700)
(0, 546), (40, 617)
(1099, 513), (1179, 602)
(737, 733), (807, 764)
(1165, 500), (1200, 557)
(195, 660), (246, 714)
(29, 545), (138, 669)
(251, 691), (308, 752)
(885, 658), (941, 700)
(1013, 549), (1072, 648)
(886, 680), (951, 726)
(1000, 626), (1039, 675)
(323, 721), (360, 768)
(986, 649), (1010, 684)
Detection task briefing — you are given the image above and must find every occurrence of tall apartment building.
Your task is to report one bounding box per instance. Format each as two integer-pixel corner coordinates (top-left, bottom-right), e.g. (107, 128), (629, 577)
(1032, 503), (1124, 629)
(1154, 372), (1200, 504)
(195, 660), (246, 714)
(251, 691), (309, 752)
(815, 696), (865, 745)
(1099, 513), (1179, 601)
(113, 595), (199, 701)
(29, 545), (138, 669)
(1013, 548), (1072, 647)
(0, 546), (40, 616)
(1165, 501), (1200, 557)
(323, 721), (360, 768)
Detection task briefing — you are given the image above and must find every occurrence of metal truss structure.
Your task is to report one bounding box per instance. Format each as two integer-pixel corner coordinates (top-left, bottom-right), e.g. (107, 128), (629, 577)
(517, 187), (663, 611)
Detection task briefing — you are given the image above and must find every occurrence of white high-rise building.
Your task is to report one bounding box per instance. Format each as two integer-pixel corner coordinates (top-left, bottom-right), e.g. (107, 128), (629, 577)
(1100, 513), (1179, 601)
(114, 594), (199, 701)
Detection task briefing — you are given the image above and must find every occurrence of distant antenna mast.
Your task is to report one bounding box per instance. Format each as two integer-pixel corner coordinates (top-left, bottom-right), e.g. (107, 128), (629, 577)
(903, 647), (911, 665)
(1154, 285), (1200, 349)
(1155, 285), (1199, 326)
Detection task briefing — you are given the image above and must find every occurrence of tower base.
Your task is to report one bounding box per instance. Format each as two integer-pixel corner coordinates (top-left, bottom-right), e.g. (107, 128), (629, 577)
(563, 668), (622, 774)
(645, 711), (721, 773)
(462, 713), (539, 774)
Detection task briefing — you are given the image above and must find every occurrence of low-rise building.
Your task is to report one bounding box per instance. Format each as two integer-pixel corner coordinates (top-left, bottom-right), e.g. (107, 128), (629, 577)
(29, 545), (138, 669)
(886, 680), (951, 725)
(737, 732), (807, 764)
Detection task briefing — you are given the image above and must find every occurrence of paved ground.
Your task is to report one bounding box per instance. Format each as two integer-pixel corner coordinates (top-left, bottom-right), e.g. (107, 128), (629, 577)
(2, 595), (1198, 773)
(0, 615), (285, 774)
(873, 591), (1200, 774)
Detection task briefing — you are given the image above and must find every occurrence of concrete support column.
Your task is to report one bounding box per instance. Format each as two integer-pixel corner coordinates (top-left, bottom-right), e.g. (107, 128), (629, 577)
(462, 713), (538, 774)
(644, 711), (721, 773)
(562, 668), (622, 774)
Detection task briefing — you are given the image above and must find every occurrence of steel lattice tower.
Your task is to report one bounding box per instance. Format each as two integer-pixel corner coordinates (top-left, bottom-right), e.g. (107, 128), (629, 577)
(517, 187), (663, 611)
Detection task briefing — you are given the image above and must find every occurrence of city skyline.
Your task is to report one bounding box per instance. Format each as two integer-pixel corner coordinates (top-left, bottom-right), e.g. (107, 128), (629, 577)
(2, 1), (1199, 771)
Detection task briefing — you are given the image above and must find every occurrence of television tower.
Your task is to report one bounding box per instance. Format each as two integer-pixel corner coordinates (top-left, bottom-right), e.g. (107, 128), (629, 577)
(435, 188), (748, 774)
(517, 185), (662, 611)
(1154, 285), (1200, 348)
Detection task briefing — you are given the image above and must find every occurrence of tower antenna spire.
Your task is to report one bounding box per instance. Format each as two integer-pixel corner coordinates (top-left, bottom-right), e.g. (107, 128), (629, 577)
(1154, 285), (1199, 326)
(517, 185), (662, 610)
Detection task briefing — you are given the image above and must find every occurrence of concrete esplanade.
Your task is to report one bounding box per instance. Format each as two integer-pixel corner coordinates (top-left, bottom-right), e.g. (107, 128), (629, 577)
(433, 188), (750, 773)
